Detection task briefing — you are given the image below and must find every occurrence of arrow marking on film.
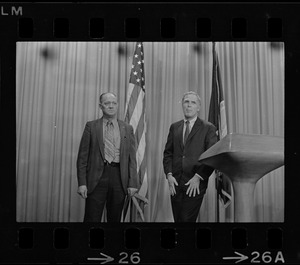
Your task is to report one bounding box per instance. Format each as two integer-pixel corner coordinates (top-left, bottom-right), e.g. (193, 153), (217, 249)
(223, 251), (248, 263)
(87, 252), (114, 264)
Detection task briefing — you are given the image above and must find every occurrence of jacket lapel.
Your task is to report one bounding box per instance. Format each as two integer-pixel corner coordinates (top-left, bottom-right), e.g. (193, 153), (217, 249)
(96, 118), (105, 159)
(118, 120), (126, 154)
(185, 117), (201, 145)
(176, 120), (184, 150)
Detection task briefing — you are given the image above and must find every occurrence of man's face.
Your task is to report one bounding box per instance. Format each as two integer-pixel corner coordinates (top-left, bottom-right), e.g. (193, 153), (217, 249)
(100, 93), (118, 118)
(182, 94), (200, 120)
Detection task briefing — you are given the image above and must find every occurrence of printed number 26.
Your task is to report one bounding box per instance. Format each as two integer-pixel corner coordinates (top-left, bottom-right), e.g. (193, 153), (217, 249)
(119, 252), (141, 264)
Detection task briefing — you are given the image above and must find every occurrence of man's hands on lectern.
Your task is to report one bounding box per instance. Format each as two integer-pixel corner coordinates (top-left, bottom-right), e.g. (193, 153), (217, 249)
(185, 174), (203, 197)
(167, 173), (178, 196)
(77, 185), (88, 199)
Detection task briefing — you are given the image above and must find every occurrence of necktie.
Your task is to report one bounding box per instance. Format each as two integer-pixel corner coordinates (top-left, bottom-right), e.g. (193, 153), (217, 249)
(104, 121), (115, 163)
(184, 120), (190, 145)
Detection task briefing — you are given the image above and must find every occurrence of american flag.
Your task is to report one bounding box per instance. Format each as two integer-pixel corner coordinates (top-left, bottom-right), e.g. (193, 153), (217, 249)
(124, 42), (147, 221)
(208, 42), (232, 214)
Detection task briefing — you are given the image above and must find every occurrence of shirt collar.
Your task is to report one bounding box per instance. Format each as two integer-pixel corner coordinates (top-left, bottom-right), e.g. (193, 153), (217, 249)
(103, 117), (118, 127)
(184, 115), (198, 125)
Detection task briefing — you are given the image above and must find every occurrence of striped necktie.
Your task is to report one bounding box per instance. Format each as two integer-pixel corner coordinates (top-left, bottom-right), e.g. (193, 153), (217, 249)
(104, 121), (115, 163)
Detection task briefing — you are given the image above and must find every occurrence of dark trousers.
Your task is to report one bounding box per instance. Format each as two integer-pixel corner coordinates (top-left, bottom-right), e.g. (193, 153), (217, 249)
(171, 178), (207, 222)
(84, 163), (126, 222)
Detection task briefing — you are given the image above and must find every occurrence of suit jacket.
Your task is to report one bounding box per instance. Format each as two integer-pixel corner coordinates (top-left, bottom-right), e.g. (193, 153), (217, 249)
(77, 118), (138, 194)
(163, 117), (218, 184)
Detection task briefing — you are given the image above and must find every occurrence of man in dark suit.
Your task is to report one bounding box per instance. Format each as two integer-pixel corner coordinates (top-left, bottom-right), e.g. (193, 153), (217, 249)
(163, 91), (218, 222)
(77, 92), (138, 222)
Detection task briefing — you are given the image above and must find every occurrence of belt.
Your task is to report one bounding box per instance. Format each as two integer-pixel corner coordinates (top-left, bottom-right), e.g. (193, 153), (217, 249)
(104, 160), (120, 167)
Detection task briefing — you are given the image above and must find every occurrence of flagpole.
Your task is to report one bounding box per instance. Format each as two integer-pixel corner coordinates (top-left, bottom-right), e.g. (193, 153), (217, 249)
(209, 41), (232, 223)
(212, 41), (220, 223)
(216, 173), (220, 222)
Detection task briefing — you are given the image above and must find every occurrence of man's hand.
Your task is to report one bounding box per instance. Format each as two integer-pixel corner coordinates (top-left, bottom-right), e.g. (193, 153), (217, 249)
(127, 187), (138, 197)
(185, 174), (203, 197)
(167, 173), (178, 196)
(77, 185), (88, 199)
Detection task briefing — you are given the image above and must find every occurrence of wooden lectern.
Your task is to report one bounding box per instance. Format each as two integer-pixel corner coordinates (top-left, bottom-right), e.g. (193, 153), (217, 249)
(199, 133), (284, 222)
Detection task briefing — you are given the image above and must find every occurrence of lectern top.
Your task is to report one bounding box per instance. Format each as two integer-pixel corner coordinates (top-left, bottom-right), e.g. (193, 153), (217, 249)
(198, 133), (284, 180)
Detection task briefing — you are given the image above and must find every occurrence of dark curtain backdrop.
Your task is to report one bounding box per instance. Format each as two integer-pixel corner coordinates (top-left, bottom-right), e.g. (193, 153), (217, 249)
(16, 42), (284, 222)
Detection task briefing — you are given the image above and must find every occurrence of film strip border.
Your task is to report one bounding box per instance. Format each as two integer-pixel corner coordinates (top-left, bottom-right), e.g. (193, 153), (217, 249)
(1, 2), (300, 264)
(18, 226), (283, 250)
(17, 16), (282, 40)
(14, 224), (286, 263)
(1, 3), (287, 40)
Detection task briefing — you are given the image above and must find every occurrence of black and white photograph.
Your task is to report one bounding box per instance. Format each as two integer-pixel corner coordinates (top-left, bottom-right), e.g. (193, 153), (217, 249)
(16, 41), (284, 223)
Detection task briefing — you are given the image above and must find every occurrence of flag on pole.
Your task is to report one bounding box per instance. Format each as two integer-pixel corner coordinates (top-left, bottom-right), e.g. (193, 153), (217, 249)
(124, 42), (148, 221)
(208, 42), (232, 208)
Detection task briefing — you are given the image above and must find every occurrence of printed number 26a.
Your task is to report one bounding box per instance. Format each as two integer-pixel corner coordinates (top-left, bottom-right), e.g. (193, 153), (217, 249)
(119, 252), (141, 264)
(251, 251), (285, 263)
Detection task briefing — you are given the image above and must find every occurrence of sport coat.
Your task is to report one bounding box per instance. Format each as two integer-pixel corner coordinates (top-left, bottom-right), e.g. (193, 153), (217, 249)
(163, 117), (218, 184)
(77, 118), (138, 194)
